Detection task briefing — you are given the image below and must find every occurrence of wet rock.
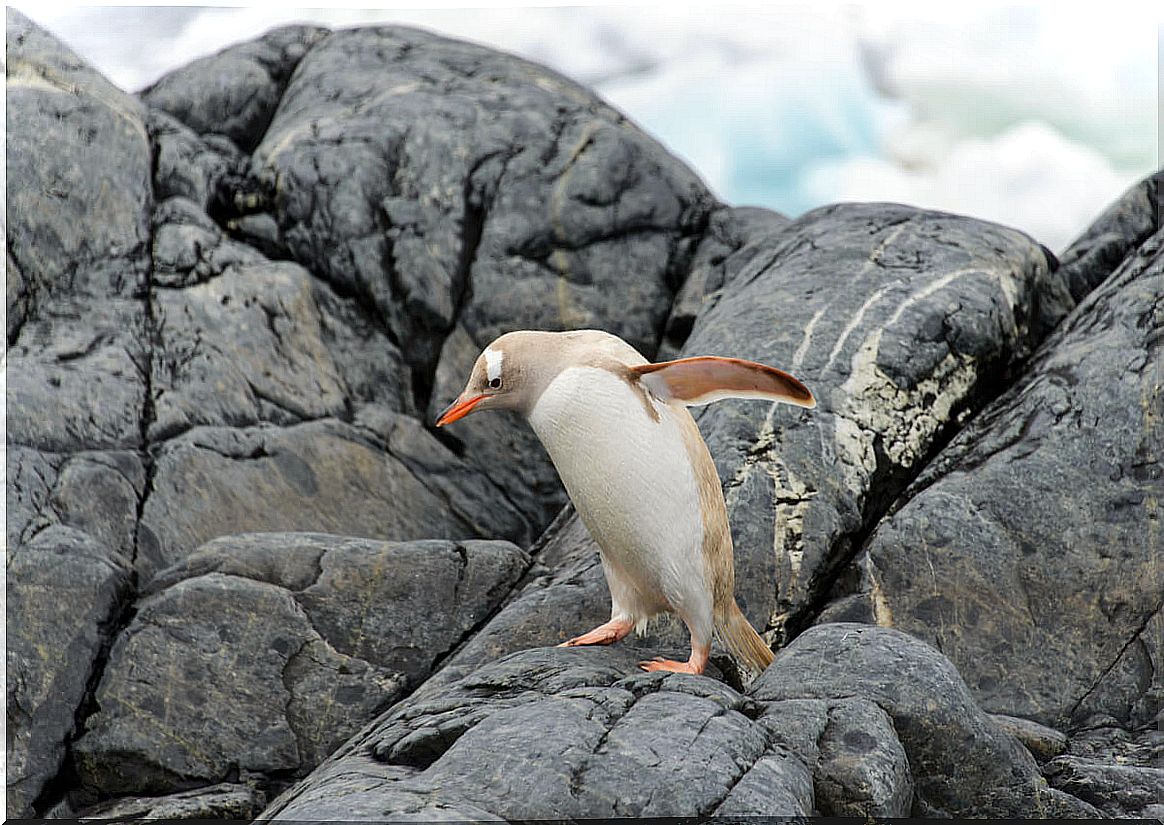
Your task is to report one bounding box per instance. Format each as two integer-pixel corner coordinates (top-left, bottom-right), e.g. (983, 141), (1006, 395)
(844, 227), (1163, 727)
(73, 534), (526, 800)
(141, 25), (330, 150)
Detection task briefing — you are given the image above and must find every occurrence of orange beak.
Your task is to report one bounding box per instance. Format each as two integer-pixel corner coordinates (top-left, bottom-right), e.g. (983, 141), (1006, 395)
(435, 393), (487, 427)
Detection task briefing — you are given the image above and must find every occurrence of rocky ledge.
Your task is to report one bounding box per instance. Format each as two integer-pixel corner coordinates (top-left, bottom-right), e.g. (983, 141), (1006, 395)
(6, 10), (1162, 820)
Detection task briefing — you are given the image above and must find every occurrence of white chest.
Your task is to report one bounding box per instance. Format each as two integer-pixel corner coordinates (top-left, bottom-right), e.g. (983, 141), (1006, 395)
(527, 367), (707, 598)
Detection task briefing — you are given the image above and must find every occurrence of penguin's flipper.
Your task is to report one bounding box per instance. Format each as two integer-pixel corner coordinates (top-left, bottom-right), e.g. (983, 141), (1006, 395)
(629, 356), (815, 409)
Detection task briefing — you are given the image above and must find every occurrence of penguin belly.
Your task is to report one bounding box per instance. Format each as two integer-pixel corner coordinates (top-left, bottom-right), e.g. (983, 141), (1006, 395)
(528, 366), (712, 630)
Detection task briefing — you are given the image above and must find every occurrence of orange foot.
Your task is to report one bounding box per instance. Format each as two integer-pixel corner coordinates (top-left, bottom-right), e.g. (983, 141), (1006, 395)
(639, 656), (705, 675)
(558, 617), (633, 647)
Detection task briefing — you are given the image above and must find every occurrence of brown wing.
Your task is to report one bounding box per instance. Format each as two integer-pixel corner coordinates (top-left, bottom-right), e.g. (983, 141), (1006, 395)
(629, 356), (816, 409)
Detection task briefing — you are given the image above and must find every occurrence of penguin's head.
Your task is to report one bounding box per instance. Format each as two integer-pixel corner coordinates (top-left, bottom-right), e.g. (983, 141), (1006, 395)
(435, 331), (555, 426)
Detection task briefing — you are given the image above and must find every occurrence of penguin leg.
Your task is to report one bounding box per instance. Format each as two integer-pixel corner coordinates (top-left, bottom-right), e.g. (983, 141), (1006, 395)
(639, 597), (713, 674)
(560, 553), (646, 647)
(639, 642), (709, 675)
(559, 617), (634, 647)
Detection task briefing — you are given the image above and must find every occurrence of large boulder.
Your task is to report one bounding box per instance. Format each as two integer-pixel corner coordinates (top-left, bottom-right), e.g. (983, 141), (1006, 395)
(258, 625), (1096, 820)
(825, 224), (1163, 729)
(5, 10), (153, 816)
(73, 534), (528, 799)
(249, 24), (716, 528)
(140, 25), (329, 151)
(684, 203), (1072, 645)
(750, 624), (1096, 818)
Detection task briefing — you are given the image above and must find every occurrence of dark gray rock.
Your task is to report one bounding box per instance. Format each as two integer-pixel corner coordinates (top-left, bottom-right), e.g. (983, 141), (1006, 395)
(72, 532), (521, 801)
(842, 227), (1163, 728)
(147, 192), (417, 425)
(7, 11), (153, 449)
(989, 713), (1068, 762)
(1064, 717), (1164, 766)
(6, 526), (133, 816)
(660, 205), (791, 357)
(150, 196), (269, 288)
(149, 260), (350, 439)
(414, 506), (625, 695)
(251, 24), (712, 402)
(261, 627), (1097, 820)
(1056, 169), (1162, 303)
(681, 203), (1069, 647)
(141, 25), (330, 150)
(6, 300), (148, 453)
(5, 13), (155, 815)
(7, 246), (26, 344)
(6, 10), (152, 326)
(74, 572), (402, 797)
(73, 782), (266, 820)
(246, 23), (715, 534)
(813, 699), (913, 817)
(144, 532), (530, 686)
(750, 623), (1098, 818)
(148, 110), (244, 213)
(259, 647), (798, 820)
(6, 447), (144, 563)
(138, 418), (531, 581)
(1043, 757), (1164, 819)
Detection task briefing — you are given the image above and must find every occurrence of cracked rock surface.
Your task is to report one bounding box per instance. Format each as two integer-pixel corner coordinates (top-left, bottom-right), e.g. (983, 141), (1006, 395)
(260, 625), (1097, 820)
(6, 11), (706, 816)
(7, 10), (1162, 820)
(419, 201), (1078, 689)
(71, 534), (526, 802)
(825, 221), (1163, 732)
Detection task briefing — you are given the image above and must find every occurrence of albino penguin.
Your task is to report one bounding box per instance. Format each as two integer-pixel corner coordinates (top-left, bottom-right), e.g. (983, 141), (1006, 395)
(436, 330), (815, 675)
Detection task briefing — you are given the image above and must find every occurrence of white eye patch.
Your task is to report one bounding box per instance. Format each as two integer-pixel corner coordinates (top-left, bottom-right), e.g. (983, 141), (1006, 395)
(484, 347), (503, 382)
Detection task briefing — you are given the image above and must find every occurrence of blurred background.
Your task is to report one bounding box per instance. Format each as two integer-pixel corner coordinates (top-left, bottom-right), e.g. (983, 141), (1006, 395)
(16, 0), (1164, 251)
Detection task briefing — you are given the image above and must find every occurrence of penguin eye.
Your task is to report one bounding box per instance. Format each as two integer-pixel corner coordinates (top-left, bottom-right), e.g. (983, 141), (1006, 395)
(488, 377), (501, 389)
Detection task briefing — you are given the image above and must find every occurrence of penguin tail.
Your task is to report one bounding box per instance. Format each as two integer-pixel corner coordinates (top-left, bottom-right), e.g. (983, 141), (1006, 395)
(717, 600), (775, 673)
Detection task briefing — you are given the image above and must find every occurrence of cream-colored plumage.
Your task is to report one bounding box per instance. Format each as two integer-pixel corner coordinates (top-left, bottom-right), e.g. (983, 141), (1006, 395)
(529, 365), (713, 645)
(435, 329), (815, 675)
